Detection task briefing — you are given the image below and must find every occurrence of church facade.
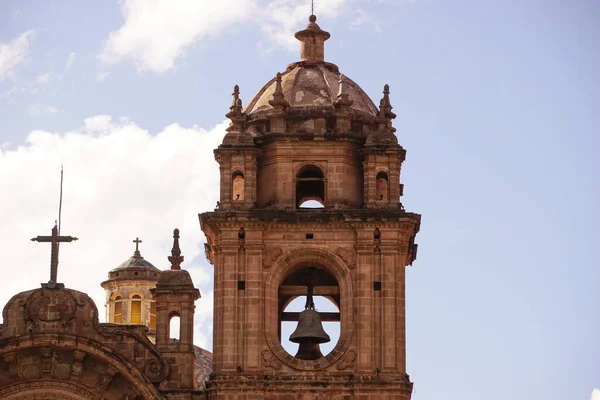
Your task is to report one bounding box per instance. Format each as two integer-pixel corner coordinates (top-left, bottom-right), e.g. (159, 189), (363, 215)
(0, 14), (420, 400)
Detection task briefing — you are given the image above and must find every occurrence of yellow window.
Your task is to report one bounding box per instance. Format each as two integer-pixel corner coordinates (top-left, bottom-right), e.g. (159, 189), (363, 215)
(131, 295), (142, 324)
(114, 296), (122, 323)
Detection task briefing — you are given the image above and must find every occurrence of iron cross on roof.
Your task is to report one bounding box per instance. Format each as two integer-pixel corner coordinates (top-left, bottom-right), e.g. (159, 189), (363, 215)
(31, 223), (78, 289)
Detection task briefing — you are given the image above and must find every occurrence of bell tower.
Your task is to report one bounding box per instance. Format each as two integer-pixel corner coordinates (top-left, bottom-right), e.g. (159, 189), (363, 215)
(201, 14), (421, 400)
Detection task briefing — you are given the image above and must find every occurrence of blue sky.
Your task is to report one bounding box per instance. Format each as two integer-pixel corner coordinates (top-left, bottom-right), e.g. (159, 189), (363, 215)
(0, 1), (598, 399)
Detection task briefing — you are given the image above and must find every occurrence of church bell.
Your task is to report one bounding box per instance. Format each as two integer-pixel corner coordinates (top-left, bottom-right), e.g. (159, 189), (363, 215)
(289, 281), (331, 360)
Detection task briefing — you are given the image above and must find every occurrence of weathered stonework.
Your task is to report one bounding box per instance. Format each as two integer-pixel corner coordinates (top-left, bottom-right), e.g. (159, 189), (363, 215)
(200, 13), (421, 400)
(0, 231), (207, 400)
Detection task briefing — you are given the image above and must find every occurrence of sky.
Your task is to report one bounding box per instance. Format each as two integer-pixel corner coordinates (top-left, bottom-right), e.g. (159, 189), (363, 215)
(0, 1), (598, 399)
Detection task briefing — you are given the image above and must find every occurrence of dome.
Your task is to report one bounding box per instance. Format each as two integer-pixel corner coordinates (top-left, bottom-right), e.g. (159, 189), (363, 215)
(242, 15), (379, 121)
(243, 63), (379, 119)
(111, 251), (159, 272)
(193, 346), (213, 389)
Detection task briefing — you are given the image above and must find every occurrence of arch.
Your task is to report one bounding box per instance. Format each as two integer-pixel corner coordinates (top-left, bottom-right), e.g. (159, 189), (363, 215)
(232, 171), (245, 201)
(130, 294), (142, 324)
(0, 333), (165, 400)
(169, 313), (181, 340)
(295, 164), (325, 208)
(265, 247), (354, 370)
(376, 171), (389, 202)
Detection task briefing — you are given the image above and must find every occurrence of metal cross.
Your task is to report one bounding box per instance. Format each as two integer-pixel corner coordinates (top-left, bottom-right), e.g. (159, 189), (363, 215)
(133, 237), (142, 252)
(31, 223), (78, 288)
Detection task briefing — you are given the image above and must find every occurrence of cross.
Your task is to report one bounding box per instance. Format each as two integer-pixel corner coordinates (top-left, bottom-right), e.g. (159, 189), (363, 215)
(311, 0), (315, 15)
(31, 223), (78, 289)
(133, 237), (142, 255)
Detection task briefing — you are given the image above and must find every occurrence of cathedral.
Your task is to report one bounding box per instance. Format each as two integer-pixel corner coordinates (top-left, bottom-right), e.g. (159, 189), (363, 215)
(0, 14), (420, 400)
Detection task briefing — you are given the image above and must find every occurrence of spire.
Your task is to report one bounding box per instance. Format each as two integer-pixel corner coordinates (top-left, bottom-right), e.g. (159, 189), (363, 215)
(168, 228), (184, 270)
(377, 84), (397, 133)
(294, 14), (330, 62)
(226, 84), (245, 132)
(269, 72), (289, 110)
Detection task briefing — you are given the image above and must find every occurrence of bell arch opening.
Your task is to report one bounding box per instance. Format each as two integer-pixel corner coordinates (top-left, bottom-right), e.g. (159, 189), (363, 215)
(232, 171), (245, 201)
(296, 165), (325, 208)
(169, 313), (181, 340)
(376, 171), (389, 202)
(278, 266), (340, 360)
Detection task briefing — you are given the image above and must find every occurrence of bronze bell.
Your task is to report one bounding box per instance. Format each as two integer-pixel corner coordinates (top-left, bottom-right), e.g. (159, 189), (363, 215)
(289, 309), (331, 360)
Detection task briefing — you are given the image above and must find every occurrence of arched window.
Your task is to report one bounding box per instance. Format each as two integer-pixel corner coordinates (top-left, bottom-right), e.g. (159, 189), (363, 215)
(296, 165), (325, 208)
(149, 301), (157, 330)
(131, 294), (142, 324)
(232, 172), (245, 201)
(169, 314), (181, 340)
(113, 296), (122, 323)
(376, 172), (389, 202)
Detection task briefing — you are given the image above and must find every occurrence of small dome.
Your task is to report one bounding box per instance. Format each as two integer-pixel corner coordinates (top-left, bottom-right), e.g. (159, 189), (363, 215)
(111, 252), (159, 272)
(193, 346), (213, 389)
(221, 130), (254, 146)
(243, 63), (378, 119)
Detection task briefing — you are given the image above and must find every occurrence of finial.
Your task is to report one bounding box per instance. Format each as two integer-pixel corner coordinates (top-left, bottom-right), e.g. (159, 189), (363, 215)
(311, 0), (315, 16)
(168, 228), (184, 270)
(378, 83), (396, 121)
(269, 72), (289, 109)
(295, 8), (330, 62)
(133, 237), (142, 257)
(232, 85), (240, 107)
(226, 84), (245, 131)
(334, 74), (353, 110)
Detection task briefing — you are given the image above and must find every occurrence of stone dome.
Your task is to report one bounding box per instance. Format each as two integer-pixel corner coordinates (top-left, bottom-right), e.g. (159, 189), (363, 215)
(242, 15), (379, 121)
(243, 63), (379, 119)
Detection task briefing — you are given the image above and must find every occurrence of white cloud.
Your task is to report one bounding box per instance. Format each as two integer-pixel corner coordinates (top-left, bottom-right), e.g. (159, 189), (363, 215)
(0, 30), (34, 81)
(97, 71), (110, 81)
(97, 0), (350, 73)
(66, 52), (76, 69)
(98, 0), (255, 74)
(591, 389), (600, 400)
(349, 9), (381, 32)
(258, 0), (347, 52)
(2, 86), (24, 100)
(35, 72), (51, 84)
(0, 116), (226, 349)
(28, 104), (58, 117)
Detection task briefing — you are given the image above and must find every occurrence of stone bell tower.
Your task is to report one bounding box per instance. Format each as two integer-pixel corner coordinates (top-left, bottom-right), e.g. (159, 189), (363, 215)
(200, 14), (421, 400)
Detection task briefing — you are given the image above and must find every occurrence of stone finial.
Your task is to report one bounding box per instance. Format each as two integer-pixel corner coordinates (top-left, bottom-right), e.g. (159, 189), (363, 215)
(334, 74), (353, 109)
(168, 228), (184, 270)
(269, 72), (289, 109)
(377, 84), (397, 132)
(294, 14), (331, 62)
(226, 84), (245, 132)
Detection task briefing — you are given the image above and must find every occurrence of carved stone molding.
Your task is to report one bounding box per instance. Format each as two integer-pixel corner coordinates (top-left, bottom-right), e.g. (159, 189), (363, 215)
(262, 248), (283, 269)
(335, 248), (356, 269)
(336, 349), (356, 370)
(24, 288), (77, 332)
(261, 349), (282, 370)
